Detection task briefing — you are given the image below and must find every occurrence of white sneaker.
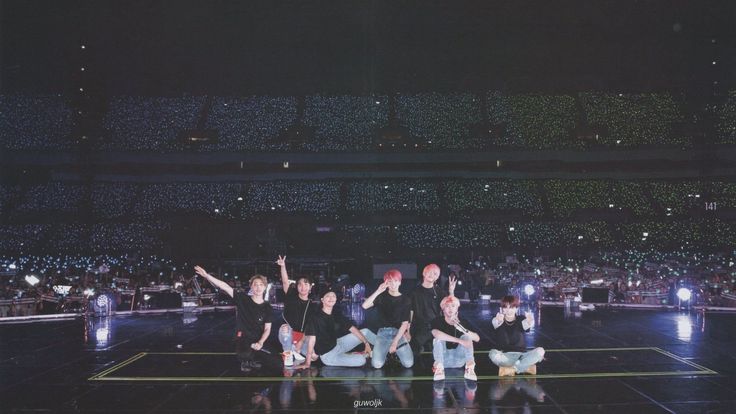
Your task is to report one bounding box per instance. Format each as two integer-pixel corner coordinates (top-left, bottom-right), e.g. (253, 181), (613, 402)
(282, 351), (294, 367)
(433, 363), (445, 381)
(464, 364), (477, 381)
(292, 351), (306, 362)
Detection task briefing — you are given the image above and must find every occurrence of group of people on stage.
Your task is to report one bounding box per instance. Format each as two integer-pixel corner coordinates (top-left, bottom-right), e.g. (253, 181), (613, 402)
(193, 258), (545, 380)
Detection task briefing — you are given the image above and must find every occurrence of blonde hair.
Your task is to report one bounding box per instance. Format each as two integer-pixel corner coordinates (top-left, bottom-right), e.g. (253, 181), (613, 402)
(439, 295), (459, 310)
(249, 274), (267, 286)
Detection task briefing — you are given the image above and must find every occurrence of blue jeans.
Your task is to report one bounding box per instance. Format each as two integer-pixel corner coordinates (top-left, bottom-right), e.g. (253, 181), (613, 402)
(432, 334), (475, 368)
(278, 324), (309, 354)
(320, 328), (377, 367)
(489, 347), (545, 373)
(371, 327), (414, 368)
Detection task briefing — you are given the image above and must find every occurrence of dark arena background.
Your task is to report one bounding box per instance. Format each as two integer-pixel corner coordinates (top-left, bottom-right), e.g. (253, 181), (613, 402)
(2, 1), (736, 413)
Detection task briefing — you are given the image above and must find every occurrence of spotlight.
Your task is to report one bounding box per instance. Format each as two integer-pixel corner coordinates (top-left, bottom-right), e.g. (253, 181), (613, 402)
(677, 288), (692, 302)
(25, 275), (40, 286)
(83, 288), (95, 297)
(524, 284), (535, 296)
(96, 295), (109, 308)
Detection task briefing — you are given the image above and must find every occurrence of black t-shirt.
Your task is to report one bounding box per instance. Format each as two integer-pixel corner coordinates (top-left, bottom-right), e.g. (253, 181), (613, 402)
(234, 291), (273, 342)
(431, 316), (470, 350)
(374, 292), (411, 329)
(283, 284), (311, 332)
(304, 308), (355, 355)
(410, 285), (448, 326)
(492, 315), (528, 352)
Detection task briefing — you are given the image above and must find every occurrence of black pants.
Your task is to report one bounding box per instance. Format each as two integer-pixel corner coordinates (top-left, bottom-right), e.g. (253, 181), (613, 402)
(235, 335), (280, 371)
(410, 322), (435, 355)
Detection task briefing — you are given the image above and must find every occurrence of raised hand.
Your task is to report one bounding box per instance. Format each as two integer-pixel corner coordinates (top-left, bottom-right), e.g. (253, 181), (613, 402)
(194, 266), (209, 278)
(377, 281), (389, 293)
(275, 255), (286, 267)
(494, 311), (504, 324)
(449, 274), (457, 292)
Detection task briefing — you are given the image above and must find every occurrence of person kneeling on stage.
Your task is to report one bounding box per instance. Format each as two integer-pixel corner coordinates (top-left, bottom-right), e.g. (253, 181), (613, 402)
(295, 289), (376, 368)
(431, 295), (479, 381)
(194, 266), (276, 373)
(275, 255), (312, 367)
(362, 269), (413, 369)
(489, 295), (545, 376)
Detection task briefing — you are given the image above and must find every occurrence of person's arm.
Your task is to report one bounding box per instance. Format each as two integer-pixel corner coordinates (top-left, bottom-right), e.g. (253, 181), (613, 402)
(448, 274), (457, 297)
(431, 329), (472, 349)
(491, 308), (504, 329)
(295, 336), (316, 369)
(349, 326), (372, 355)
(361, 282), (388, 310)
(276, 255), (290, 294)
(390, 321), (410, 353)
(252, 322), (271, 350)
(522, 312), (534, 330)
(194, 266), (233, 298)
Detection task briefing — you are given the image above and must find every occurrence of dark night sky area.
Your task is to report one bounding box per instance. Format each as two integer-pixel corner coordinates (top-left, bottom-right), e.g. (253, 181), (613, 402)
(1, 0), (734, 95)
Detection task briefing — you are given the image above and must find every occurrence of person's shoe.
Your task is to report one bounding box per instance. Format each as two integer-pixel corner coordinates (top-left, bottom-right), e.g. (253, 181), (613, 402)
(525, 364), (537, 375)
(464, 363), (477, 381)
(248, 360), (263, 370)
(240, 361), (252, 373)
(498, 366), (516, 377)
(433, 380), (445, 399)
(282, 351), (294, 367)
(292, 351), (306, 362)
(433, 363), (445, 381)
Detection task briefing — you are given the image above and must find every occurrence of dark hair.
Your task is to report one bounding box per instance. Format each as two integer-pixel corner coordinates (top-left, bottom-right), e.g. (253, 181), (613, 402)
(501, 295), (520, 308)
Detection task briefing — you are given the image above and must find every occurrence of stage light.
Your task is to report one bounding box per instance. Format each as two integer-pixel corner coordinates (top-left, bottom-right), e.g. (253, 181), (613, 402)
(96, 295), (109, 308)
(524, 284), (535, 296)
(25, 275), (40, 286)
(590, 279), (603, 285)
(83, 288), (95, 297)
(677, 288), (692, 302)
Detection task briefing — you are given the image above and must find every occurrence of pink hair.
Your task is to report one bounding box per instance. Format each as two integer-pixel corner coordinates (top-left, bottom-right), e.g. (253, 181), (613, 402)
(423, 263), (440, 276)
(383, 269), (402, 282)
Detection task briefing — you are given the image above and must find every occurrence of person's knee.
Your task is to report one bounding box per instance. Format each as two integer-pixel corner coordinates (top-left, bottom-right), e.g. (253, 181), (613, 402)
(535, 347), (545, 358)
(372, 359), (384, 369)
(401, 357), (414, 368)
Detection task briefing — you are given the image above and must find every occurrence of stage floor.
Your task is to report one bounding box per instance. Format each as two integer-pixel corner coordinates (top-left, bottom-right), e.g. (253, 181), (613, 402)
(1, 304), (735, 413)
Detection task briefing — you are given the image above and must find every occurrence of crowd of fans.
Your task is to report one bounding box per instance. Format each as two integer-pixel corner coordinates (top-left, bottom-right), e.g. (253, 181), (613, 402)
(489, 92), (580, 149)
(2, 248), (734, 318)
(580, 93), (689, 147)
(3, 179), (734, 221)
(4, 92), (728, 151)
(304, 95), (389, 151)
(0, 95), (74, 150)
(204, 96), (297, 151)
(715, 91), (736, 144)
(0, 223), (169, 254)
(100, 96), (204, 150)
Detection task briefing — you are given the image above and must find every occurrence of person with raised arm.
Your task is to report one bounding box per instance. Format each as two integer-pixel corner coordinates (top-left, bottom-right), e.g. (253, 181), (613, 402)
(194, 265), (274, 373)
(275, 255), (312, 367)
(362, 269), (413, 368)
(489, 295), (545, 376)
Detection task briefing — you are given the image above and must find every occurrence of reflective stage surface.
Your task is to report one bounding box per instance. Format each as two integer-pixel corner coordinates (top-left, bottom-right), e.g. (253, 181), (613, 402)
(1, 304), (735, 413)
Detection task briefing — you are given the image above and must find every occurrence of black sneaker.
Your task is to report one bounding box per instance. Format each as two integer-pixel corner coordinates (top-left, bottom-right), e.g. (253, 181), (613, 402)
(240, 362), (252, 373)
(248, 360), (263, 370)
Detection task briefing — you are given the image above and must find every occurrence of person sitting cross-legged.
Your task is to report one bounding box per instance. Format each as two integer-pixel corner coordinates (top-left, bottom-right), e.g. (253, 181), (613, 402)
(431, 295), (479, 381)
